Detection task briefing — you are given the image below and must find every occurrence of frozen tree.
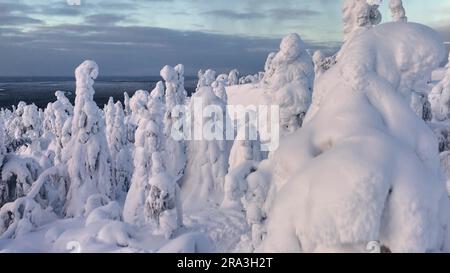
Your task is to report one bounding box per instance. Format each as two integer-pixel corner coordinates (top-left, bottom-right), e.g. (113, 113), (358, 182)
(228, 121), (261, 172)
(1, 155), (41, 207)
(228, 69), (240, 86)
(64, 60), (114, 217)
(197, 69), (216, 89)
(43, 91), (73, 164)
(126, 89), (150, 145)
(123, 92), (131, 117)
(222, 119), (262, 211)
(389, 0), (407, 22)
(261, 33), (315, 135)
(144, 152), (182, 239)
(104, 97), (116, 151)
(0, 165), (67, 238)
(123, 93), (165, 226)
(22, 104), (43, 143)
(174, 64), (188, 105)
(0, 197), (55, 239)
(342, 0), (382, 42)
(0, 118), (8, 206)
(429, 59), (450, 122)
(260, 23), (450, 252)
(212, 75), (228, 102)
(110, 102), (132, 199)
(312, 50), (326, 79)
(181, 86), (230, 211)
(161, 65), (187, 179)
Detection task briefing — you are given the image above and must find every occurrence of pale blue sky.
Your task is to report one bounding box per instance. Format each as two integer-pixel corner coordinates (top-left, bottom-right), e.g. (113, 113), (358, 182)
(1, 0), (449, 75)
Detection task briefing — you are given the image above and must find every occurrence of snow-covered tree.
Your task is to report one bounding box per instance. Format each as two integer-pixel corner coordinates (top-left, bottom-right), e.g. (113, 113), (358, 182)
(212, 75), (228, 102)
(181, 86), (230, 211)
(342, 0), (382, 42)
(21, 104), (43, 144)
(64, 60), (113, 217)
(228, 69), (240, 86)
(429, 59), (450, 122)
(123, 92), (131, 117)
(389, 0), (407, 22)
(110, 102), (132, 199)
(197, 69), (216, 89)
(144, 152), (182, 239)
(261, 33), (315, 135)
(161, 65), (187, 179)
(222, 119), (262, 211)
(104, 97), (116, 151)
(123, 91), (165, 226)
(43, 91), (73, 164)
(260, 22), (450, 252)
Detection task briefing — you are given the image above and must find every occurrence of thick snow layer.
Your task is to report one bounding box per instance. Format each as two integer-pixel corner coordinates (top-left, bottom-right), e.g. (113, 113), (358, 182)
(258, 22), (449, 253)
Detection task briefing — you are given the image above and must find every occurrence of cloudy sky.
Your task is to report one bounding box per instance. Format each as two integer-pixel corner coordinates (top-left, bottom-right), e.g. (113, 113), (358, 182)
(1, 0), (449, 76)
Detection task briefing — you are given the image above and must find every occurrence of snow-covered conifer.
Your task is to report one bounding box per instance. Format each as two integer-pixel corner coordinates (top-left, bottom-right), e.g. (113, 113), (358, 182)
(228, 69), (240, 86)
(64, 60), (113, 217)
(144, 152), (182, 238)
(342, 0), (382, 42)
(181, 86), (230, 211)
(110, 102), (132, 199)
(262, 33), (314, 135)
(389, 0), (407, 22)
(161, 66), (187, 179)
(429, 59), (450, 122)
(123, 91), (165, 225)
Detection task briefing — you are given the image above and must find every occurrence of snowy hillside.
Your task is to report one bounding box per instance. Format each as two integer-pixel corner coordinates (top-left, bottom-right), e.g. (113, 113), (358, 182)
(0, 0), (450, 253)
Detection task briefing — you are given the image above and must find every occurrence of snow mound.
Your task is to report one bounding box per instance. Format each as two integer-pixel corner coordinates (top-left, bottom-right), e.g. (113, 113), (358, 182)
(85, 201), (122, 226)
(157, 232), (213, 253)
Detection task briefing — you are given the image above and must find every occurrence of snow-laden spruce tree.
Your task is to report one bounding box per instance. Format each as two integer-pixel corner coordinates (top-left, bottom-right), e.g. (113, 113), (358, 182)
(104, 97), (116, 151)
(222, 117), (262, 211)
(125, 89), (150, 146)
(228, 69), (240, 86)
(43, 91), (73, 164)
(123, 88), (166, 226)
(261, 33), (314, 135)
(389, 0), (407, 22)
(64, 60), (114, 217)
(22, 104), (43, 144)
(429, 56), (450, 122)
(0, 118), (8, 206)
(197, 69), (216, 89)
(174, 64), (188, 105)
(259, 22), (450, 252)
(110, 102), (132, 199)
(161, 65), (187, 179)
(144, 152), (182, 239)
(212, 75), (228, 102)
(342, 0), (382, 42)
(181, 86), (230, 211)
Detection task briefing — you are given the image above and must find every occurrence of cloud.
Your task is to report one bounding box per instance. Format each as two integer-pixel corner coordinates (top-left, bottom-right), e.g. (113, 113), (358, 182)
(85, 14), (128, 25)
(202, 10), (265, 20)
(267, 8), (321, 20)
(0, 15), (44, 26)
(0, 21), (339, 76)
